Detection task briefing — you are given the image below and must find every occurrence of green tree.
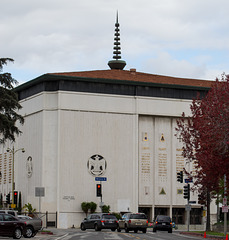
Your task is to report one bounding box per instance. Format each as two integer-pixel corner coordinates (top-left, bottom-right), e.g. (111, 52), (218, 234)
(89, 202), (97, 213)
(0, 58), (24, 144)
(102, 205), (110, 213)
(22, 203), (36, 217)
(81, 202), (91, 217)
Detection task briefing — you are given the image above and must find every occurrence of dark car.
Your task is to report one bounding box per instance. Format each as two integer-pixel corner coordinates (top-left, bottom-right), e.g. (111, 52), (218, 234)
(80, 213), (118, 231)
(17, 215), (43, 238)
(117, 213), (148, 233)
(153, 215), (172, 233)
(0, 213), (26, 239)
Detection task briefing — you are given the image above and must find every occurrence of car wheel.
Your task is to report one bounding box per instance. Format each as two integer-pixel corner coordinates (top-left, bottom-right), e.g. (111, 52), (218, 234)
(32, 231), (38, 237)
(94, 224), (101, 231)
(117, 226), (121, 232)
(111, 228), (116, 231)
(153, 228), (156, 232)
(142, 228), (147, 233)
(124, 225), (129, 233)
(24, 226), (34, 238)
(134, 229), (138, 233)
(168, 229), (172, 233)
(13, 228), (22, 239)
(80, 223), (86, 231)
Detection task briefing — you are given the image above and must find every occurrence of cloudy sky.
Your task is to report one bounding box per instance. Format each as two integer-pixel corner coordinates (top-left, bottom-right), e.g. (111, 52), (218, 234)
(1, 0), (229, 84)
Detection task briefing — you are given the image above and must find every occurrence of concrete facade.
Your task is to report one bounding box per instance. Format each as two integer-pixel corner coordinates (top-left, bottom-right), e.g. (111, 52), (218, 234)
(0, 70), (216, 229)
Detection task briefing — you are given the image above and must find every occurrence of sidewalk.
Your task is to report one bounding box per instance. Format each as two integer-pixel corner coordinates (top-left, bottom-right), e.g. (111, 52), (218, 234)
(36, 228), (71, 239)
(181, 231), (228, 240)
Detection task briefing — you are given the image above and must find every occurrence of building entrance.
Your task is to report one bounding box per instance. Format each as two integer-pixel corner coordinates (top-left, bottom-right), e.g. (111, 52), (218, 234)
(139, 207), (151, 222)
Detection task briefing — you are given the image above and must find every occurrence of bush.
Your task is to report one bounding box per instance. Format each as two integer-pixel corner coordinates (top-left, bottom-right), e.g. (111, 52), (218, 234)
(102, 205), (110, 213)
(112, 212), (122, 220)
(81, 202), (97, 216)
(81, 202), (91, 216)
(90, 202), (97, 213)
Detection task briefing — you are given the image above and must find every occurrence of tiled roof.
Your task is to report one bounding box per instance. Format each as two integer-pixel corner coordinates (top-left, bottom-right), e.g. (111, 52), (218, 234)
(49, 69), (213, 88)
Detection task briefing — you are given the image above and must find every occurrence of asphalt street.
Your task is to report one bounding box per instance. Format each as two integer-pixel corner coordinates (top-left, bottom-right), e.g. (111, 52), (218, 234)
(29, 228), (205, 240)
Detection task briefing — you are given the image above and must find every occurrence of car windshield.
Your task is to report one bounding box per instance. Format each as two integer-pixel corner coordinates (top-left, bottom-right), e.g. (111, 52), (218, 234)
(103, 215), (117, 220)
(130, 214), (147, 219)
(157, 216), (171, 221)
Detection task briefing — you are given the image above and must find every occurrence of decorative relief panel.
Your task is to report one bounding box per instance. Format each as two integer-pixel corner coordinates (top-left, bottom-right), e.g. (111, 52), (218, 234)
(141, 151), (150, 182)
(158, 147), (167, 182)
(3, 153), (7, 184)
(8, 153), (12, 184)
(176, 148), (184, 172)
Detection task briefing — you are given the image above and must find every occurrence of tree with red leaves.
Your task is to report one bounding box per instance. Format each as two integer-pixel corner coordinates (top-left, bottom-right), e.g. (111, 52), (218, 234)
(176, 74), (229, 231)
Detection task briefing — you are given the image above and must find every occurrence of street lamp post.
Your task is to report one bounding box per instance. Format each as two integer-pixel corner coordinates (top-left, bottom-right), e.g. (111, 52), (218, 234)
(7, 146), (25, 207)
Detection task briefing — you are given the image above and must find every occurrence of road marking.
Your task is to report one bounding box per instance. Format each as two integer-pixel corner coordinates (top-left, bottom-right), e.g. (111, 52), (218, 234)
(103, 232), (124, 239)
(55, 233), (69, 239)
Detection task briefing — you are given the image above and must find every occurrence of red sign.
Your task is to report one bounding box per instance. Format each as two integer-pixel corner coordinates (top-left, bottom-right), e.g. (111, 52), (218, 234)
(222, 206), (228, 213)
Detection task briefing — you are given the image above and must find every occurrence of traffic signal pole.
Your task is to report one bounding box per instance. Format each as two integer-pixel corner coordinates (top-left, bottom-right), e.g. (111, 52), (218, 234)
(96, 183), (103, 211)
(187, 198), (190, 232)
(184, 184), (190, 231)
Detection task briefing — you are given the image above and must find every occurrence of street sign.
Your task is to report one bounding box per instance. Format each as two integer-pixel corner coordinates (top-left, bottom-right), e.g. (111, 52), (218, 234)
(185, 205), (191, 211)
(223, 197), (227, 205)
(185, 178), (193, 183)
(35, 187), (45, 197)
(189, 201), (196, 204)
(222, 206), (228, 213)
(95, 177), (107, 181)
(11, 204), (16, 209)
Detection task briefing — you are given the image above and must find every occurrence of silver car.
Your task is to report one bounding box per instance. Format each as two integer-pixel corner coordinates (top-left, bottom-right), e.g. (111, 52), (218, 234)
(117, 213), (148, 233)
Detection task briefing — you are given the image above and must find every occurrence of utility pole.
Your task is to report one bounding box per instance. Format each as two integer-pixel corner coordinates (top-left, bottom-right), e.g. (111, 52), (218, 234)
(6, 146), (25, 208)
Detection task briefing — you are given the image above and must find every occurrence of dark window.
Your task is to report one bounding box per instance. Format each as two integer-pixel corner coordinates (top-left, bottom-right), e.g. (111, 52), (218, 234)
(130, 214), (147, 219)
(8, 211), (16, 216)
(155, 207), (168, 217)
(103, 215), (117, 220)
(190, 208), (202, 225)
(4, 215), (15, 221)
(157, 216), (171, 222)
(172, 208), (185, 224)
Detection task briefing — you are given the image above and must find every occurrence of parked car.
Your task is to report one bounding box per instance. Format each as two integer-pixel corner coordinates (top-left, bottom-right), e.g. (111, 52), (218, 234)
(0, 209), (18, 217)
(153, 215), (172, 233)
(0, 213), (26, 239)
(80, 213), (118, 231)
(117, 213), (148, 233)
(17, 215), (42, 238)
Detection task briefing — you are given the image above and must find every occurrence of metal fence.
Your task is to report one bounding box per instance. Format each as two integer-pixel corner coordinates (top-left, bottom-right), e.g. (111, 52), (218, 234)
(21, 211), (57, 228)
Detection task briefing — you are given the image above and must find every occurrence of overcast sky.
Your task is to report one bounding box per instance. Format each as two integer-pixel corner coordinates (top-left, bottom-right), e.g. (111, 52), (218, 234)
(1, 0), (229, 84)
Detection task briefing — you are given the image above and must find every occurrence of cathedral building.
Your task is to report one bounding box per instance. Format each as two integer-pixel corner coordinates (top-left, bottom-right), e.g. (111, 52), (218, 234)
(0, 15), (215, 229)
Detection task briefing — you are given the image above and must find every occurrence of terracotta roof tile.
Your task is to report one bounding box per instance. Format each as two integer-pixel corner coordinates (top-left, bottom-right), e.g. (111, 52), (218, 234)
(48, 69), (213, 88)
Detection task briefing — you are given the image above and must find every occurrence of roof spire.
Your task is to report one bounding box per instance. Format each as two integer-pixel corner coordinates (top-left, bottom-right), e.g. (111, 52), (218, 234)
(108, 11), (126, 70)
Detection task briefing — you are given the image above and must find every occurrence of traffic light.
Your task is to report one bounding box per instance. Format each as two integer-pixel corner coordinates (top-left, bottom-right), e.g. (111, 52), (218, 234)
(177, 171), (183, 183)
(14, 191), (18, 205)
(96, 184), (102, 197)
(6, 193), (10, 204)
(183, 184), (190, 200)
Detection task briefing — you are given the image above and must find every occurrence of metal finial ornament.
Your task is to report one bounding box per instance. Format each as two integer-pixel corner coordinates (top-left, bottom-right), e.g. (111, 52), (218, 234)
(108, 12), (126, 70)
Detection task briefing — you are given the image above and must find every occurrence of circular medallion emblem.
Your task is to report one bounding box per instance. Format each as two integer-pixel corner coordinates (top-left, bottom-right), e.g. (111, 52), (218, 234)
(26, 156), (33, 178)
(87, 154), (107, 176)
